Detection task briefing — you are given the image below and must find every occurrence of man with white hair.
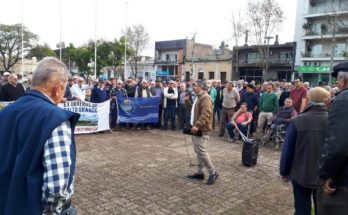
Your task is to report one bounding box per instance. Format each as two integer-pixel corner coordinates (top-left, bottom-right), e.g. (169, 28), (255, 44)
(0, 73), (25, 101)
(317, 62), (348, 214)
(0, 57), (80, 214)
(70, 77), (87, 101)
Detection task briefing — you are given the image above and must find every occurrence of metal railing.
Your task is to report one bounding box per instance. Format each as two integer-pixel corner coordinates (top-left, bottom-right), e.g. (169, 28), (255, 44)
(238, 58), (293, 65)
(308, 4), (348, 15)
(300, 51), (345, 58)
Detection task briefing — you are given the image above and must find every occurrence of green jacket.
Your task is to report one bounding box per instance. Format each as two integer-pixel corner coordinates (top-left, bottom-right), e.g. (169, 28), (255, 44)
(209, 87), (217, 105)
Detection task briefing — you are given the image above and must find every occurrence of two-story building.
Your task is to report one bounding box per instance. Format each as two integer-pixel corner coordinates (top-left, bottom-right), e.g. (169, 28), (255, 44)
(232, 41), (295, 82)
(154, 39), (232, 82)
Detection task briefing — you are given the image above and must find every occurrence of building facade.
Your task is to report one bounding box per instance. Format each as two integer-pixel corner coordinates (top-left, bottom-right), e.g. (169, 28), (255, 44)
(154, 39), (232, 81)
(232, 42), (295, 82)
(294, 0), (348, 86)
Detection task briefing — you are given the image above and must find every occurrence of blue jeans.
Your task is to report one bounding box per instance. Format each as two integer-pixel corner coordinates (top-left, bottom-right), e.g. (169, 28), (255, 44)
(164, 105), (176, 129)
(292, 180), (317, 215)
(226, 122), (248, 139)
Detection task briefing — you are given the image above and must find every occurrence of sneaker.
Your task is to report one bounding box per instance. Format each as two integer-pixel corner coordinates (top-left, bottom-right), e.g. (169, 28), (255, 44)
(227, 136), (233, 143)
(218, 133), (224, 137)
(207, 172), (219, 185)
(187, 173), (205, 180)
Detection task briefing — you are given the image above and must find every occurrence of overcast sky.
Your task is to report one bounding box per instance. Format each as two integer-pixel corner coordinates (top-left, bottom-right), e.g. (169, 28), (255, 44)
(0, 0), (297, 56)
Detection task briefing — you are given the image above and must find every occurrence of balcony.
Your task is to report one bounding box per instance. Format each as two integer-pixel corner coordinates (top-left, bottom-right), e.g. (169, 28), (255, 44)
(238, 58), (292, 65)
(300, 51), (346, 61)
(305, 4), (348, 18)
(303, 27), (348, 40)
(154, 59), (178, 65)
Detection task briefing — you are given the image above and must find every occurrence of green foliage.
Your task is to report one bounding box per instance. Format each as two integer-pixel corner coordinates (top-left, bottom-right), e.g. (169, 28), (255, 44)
(27, 43), (56, 60)
(0, 23), (38, 72)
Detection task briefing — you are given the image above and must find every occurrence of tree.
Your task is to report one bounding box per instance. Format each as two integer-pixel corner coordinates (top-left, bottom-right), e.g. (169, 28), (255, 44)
(0, 24), (38, 72)
(27, 43), (55, 60)
(231, 11), (245, 80)
(247, 0), (284, 80)
(124, 24), (150, 78)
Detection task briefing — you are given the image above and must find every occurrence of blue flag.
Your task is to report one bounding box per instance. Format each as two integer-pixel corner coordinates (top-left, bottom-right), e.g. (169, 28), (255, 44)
(117, 97), (160, 123)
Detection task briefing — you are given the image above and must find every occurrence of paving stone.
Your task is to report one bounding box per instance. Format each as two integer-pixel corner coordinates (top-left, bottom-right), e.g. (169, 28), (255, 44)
(73, 129), (293, 214)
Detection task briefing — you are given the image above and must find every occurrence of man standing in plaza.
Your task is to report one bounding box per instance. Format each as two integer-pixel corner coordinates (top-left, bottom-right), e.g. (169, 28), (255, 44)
(290, 79), (307, 113)
(0, 57), (80, 215)
(317, 62), (348, 214)
(256, 83), (278, 138)
(188, 81), (218, 185)
(218, 81), (240, 137)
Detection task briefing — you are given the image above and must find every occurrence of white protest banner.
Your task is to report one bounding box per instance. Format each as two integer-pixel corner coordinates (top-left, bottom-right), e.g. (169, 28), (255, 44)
(0, 101), (14, 110)
(59, 100), (110, 134)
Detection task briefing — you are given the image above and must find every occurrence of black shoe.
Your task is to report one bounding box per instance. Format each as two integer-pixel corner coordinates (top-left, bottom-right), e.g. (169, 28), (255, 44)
(207, 172), (219, 185)
(218, 133), (224, 137)
(187, 173), (205, 180)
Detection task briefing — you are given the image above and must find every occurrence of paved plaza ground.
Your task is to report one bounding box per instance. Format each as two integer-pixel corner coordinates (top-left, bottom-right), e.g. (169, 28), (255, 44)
(73, 129), (294, 215)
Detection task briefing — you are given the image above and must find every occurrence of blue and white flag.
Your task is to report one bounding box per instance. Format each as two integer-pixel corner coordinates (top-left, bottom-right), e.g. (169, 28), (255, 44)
(117, 97), (160, 123)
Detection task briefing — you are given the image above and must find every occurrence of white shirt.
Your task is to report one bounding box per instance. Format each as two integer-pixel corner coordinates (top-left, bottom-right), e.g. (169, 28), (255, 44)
(190, 97), (197, 126)
(70, 84), (88, 101)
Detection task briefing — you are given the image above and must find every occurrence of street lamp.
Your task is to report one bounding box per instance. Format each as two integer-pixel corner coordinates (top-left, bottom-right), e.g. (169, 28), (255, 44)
(264, 36), (274, 81)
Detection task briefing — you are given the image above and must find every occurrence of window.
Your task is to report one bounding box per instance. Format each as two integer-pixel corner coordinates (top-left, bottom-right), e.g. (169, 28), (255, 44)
(247, 53), (261, 64)
(220, 72), (226, 82)
(198, 72), (204, 80)
(185, 71), (190, 81)
(209, 72), (215, 80)
(239, 68), (262, 82)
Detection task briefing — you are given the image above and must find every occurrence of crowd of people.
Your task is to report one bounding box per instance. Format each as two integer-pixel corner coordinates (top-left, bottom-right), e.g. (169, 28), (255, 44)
(1, 57), (348, 214)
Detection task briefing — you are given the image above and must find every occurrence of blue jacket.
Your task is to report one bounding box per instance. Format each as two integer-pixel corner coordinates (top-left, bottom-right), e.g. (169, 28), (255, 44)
(90, 85), (109, 103)
(0, 90), (80, 215)
(241, 92), (258, 111)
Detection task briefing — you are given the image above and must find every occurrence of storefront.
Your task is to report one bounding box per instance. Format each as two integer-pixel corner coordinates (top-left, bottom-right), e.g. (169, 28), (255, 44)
(296, 66), (330, 87)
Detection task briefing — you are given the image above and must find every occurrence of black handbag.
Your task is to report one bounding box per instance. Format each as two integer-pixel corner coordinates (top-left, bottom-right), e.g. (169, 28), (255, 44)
(183, 126), (203, 137)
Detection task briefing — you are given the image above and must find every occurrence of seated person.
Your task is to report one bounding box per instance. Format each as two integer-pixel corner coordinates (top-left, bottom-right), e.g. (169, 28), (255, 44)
(270, 98), (297, 130)
(226, 103), (253, 142)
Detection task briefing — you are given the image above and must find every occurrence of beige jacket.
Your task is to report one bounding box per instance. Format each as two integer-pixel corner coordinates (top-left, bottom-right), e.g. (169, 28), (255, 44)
(193, 91), (213, 133)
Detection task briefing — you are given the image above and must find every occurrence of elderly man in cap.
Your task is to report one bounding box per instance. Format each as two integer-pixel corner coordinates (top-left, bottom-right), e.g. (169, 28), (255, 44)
(280, 87), (330, 215)
(1, 71), (10, 86)
(317, 62), (348, 214)
(187, 81), (219, 185)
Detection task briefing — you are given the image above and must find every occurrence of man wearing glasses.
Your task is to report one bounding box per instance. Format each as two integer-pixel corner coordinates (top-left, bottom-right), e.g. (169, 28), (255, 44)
(70, 77), (88, 101)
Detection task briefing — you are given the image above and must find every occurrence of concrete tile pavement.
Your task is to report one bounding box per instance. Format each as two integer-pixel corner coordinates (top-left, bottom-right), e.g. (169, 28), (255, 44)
(73, 129), (293, 215)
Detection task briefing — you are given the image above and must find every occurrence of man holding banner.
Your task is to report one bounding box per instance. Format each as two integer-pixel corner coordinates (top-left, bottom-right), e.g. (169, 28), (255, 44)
(0, 57), (80, 215)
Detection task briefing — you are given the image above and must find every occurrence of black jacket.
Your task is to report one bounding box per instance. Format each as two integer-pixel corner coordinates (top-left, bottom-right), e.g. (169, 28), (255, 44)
(318, 88), (348, 187)
(289, 105), (327, 188)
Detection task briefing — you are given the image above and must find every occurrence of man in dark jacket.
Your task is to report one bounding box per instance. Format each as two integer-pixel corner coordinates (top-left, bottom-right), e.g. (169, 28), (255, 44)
(0, 74), (25, 101)
(317, 62), (348, 214)
(280, 87), (330, 215)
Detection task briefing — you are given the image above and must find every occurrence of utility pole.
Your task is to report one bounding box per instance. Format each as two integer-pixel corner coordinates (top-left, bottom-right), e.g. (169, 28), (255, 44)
(264, 36), (273, 81)
(59, 0), (62, 61)
(124, 0), (128, 79)
(94, 0), (98, 79)
(190, 32), (196, 80)
(21, 0), (24, 75)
